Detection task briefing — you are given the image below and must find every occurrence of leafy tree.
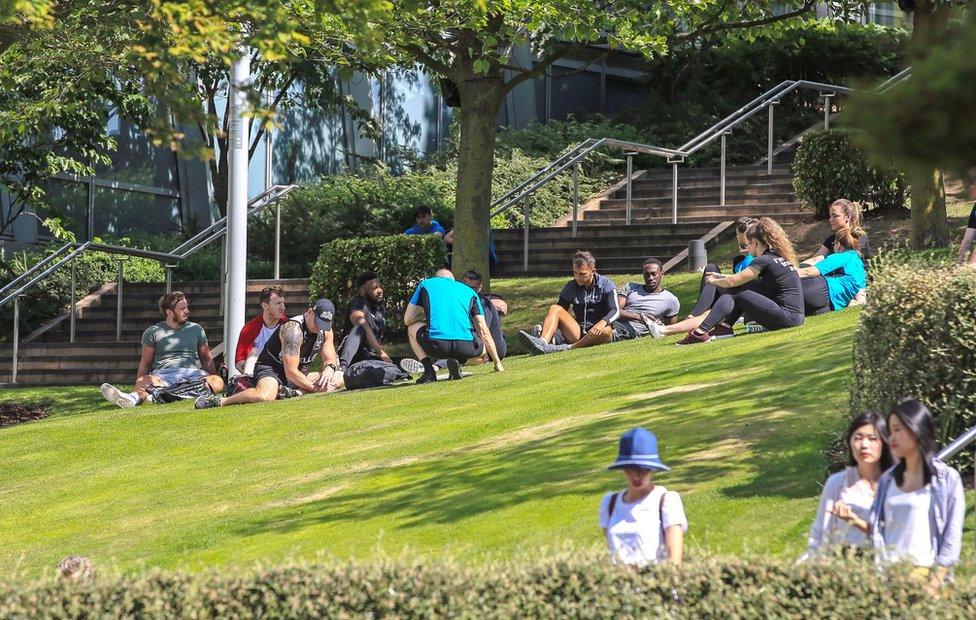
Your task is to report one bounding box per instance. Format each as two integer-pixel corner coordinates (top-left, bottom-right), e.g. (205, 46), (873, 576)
(355, 1), (831, 282)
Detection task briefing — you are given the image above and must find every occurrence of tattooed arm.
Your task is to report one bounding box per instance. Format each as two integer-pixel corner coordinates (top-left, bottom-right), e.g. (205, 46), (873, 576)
(279, 322), (318, 392)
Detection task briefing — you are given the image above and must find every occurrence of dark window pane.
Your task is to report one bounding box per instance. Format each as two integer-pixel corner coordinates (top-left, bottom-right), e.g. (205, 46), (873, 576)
(92, 187), (180, 238)
(549, 68), (602, 120)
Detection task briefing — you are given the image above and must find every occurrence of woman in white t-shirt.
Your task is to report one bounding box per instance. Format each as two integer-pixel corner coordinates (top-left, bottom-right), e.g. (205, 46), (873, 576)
(599, 427), (687, 566)
(805, 411), (892, 558)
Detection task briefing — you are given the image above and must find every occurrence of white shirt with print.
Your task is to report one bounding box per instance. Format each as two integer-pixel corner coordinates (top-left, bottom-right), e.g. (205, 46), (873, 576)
(598, 485), (688, 566)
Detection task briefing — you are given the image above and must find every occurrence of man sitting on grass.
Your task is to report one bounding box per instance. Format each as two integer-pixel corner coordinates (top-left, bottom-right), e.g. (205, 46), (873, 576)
(518, 250), (620, 355)
(461, 269), (508, 360)
(235, 284), (287, 376)
(195, 299), (340, 409)
(612, 258), (680, 340)
(405, 269), (504, 384)
(100, 291), (224, 408)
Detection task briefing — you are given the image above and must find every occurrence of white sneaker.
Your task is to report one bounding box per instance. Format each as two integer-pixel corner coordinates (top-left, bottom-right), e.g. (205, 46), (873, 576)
(646, 320), (666, 339)
(100, 383), (136, 408)
(398, 358), (426, 374)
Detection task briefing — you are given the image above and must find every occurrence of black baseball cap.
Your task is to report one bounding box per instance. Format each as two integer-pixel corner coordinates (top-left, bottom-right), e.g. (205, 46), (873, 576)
(311, 299), (335, 331)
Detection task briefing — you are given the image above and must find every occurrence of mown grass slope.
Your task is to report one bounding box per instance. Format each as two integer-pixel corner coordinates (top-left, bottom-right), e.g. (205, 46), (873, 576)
(1, 271), (972, 578)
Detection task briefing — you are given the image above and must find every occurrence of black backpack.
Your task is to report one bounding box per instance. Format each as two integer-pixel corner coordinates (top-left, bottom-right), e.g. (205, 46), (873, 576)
(146, 378), (213, 403)
(343, 360), (410, 390)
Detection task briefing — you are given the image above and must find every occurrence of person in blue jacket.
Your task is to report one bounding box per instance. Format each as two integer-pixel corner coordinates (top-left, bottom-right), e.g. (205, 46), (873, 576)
(404, 206), (446, 238)
(797, 226), (867, 315)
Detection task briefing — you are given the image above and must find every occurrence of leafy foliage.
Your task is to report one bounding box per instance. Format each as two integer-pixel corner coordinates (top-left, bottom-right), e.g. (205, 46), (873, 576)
(309, 234), (446, 335)
(851, 257), (976, 453)
(0, 556), (970, 617)
(792, 129), (905, 218)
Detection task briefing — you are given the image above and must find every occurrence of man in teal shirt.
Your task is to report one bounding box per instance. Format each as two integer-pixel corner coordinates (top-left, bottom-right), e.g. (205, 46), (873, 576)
(99, 291), (224, 408)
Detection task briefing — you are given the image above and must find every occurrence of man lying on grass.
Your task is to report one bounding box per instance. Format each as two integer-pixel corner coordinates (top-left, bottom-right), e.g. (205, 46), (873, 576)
(195, 299), (341, 409)
(405, 269), (504, 384)
(100, 291), (224, 408)
(518, 250), (620, 355)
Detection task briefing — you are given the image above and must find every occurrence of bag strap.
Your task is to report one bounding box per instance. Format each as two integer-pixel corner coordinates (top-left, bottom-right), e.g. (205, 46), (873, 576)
(607, 491), (621, 522)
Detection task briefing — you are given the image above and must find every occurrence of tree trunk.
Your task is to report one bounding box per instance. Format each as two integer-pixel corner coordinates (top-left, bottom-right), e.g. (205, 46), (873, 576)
(908, 1), (949, 249)
(452, 77), (502, 287)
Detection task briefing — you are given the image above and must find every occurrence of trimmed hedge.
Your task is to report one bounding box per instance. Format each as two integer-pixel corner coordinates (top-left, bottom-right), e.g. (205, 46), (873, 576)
(1, 556), (971, 617)
(851, 256), (976, 450)
(309, 234), (446, 335)
(793, 129), (906, 218)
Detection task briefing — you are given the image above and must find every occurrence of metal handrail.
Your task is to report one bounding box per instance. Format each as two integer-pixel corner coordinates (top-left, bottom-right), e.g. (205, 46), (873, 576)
(938, 424), (976, 462)
(170, 185), (293, 256)
(0, 242), (75, 299)
(0, 242), (92, 308)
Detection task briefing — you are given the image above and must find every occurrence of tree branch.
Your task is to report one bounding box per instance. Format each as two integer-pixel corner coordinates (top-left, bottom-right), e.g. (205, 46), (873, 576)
(402, 43), (455, 79)
(673, 0), (817, 41)
(501, 44), (576, 96)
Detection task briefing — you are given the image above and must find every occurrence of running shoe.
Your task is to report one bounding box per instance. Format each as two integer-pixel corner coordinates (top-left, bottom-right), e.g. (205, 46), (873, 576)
(744, 322), (767, 334)
(675, 329), (711, 346)
(646, 320), (667, 339)
(447, 358), (464, 380)
(100, 383), (136, 408)
(278, 385), (302, 400)
(709, 324), (735, 340)
(518, 331), (551, 355)
(194, 394), (221, 409)
(398, 358), (426, 374)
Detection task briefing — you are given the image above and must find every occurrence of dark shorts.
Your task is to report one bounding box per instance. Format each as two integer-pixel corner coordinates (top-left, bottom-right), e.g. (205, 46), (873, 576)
(611, 320), (640, 341)
(253, 362), (288, 388)
(418, 326), (484, 360)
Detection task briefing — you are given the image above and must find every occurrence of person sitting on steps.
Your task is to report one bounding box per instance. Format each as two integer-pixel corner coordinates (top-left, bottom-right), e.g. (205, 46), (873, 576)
(611, 257), (680, 340)
(518, 250), (620, 355)
(405, 269), (503, 384)
(235, 285), (287, 376)
(650, 216), (804, 345)
(100, 291), (224, 408)
(195, 299), (341, 409)
(797, 226), (867, 316)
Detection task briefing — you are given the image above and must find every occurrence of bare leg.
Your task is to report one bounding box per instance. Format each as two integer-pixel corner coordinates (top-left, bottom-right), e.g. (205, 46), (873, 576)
(407, 322), (429, 360)
(132, 375), (165, 404)
(219, 377), (280, 406)
(540, 305), (582, 344)
(569, 325), (614, 349)
(205, 374), (225, 393)
(661, 314), (708, 335)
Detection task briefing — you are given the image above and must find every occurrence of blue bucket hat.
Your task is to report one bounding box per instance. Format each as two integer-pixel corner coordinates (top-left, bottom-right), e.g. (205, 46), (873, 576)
(607, 427), (670, 472)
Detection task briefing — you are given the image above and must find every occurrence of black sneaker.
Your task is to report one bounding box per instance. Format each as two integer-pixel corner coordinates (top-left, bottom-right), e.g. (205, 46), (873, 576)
(416, 372), (437, 385)
(278, 385), (301, 400)
(194, 394), (221, 409)
(447, 358), (463, 380)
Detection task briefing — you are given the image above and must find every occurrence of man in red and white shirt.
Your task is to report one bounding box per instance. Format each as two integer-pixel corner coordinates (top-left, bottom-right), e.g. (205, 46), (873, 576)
(236, 285), (287, 375)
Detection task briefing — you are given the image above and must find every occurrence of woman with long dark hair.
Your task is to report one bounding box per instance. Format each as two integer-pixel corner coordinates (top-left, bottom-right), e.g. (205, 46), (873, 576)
(805, 412), (892, 557)
(841, 398), (965, 590)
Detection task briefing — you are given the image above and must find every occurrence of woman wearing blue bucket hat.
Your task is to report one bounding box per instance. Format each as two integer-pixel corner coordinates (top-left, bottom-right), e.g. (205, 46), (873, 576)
(599, 427), (687, 566)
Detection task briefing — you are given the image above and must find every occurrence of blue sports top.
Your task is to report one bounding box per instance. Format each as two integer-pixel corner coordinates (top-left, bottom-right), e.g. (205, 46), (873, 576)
(404, 220), (447, 236)
(409, 277), (484, 341)
(733, 253), (755, 274)
(815, 249), (867, 311)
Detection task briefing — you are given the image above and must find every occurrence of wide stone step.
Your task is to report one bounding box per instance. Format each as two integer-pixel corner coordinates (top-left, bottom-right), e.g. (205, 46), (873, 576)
(638, 165), (791, 179)
(493, 222), (718, 241)
(623, 177), (795, 192)
(597, 195), (798, 211)
(582, 211), (811, 227)
(584, 202), (808, 220)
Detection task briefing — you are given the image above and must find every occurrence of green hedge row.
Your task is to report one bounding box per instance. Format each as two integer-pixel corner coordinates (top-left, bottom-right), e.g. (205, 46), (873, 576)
(309, 234), (446, 336)
(2, 557), (971, 618)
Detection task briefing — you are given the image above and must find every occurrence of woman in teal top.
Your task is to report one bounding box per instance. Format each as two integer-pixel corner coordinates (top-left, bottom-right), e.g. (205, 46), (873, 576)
(798, 227), (867, 315)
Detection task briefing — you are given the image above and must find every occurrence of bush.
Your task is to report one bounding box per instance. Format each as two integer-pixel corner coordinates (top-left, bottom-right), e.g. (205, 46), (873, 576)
(309, 234), (446, 336)
(851, 258), (976, 453)
(0, 556), (970, 617)
(793, 129), (906, 218)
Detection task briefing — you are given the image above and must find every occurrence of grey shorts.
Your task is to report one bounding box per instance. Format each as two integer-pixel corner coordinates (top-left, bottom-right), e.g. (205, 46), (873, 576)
(151, 367), (209, 387)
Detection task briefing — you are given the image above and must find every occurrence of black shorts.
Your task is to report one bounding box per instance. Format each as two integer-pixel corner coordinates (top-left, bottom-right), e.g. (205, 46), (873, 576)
(253, 362), (287, 388)
(418, 326), (484, 360)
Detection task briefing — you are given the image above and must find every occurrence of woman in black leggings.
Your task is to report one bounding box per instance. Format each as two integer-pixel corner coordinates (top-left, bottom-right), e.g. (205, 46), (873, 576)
(651, 217), (804, 345)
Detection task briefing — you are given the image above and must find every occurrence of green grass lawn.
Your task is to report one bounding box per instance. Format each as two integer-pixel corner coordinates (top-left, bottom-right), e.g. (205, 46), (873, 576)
(1, 270), (973, 579)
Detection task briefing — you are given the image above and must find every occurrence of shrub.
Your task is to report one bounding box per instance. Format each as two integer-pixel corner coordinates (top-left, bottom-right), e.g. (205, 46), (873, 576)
(0, 556), (969, 617)
(851, 258), (976, 453)
(793, 129), (906, 218)
(309, 234), (446, 336)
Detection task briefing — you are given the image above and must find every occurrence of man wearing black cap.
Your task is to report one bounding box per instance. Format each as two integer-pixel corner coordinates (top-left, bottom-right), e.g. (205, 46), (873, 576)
(195, 299), (340, 408)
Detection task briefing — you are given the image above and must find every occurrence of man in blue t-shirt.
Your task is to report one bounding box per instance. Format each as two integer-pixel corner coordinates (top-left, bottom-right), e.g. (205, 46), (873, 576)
(405, 269), (504, 384)
(518, 250), (620, 355)
(404, 206), (446, 238)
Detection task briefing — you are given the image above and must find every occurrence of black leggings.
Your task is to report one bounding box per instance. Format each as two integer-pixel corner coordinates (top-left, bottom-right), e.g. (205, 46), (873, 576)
(802, 277), (832, 316)
(699, 288), (804, 332)
(690, 262), (724, 316)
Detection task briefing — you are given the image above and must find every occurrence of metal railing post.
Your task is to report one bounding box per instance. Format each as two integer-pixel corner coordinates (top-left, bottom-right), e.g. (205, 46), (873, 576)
(823, 94), (834, 130)
(274, 200), (282, 279)
(116, 260), (124, 342)
(767, 101), (778, 175)
(12, 296), (19, 384)
(165, 265), (174, 294)
(720, 133), (728, 207)
(625, 153), (634, 226)
(571, 162), (579, 238)
(671, 162), (679, 224)
(523, 199), (530, 272)
(69, 259), (77, 343)
(219, 237), (227, 317)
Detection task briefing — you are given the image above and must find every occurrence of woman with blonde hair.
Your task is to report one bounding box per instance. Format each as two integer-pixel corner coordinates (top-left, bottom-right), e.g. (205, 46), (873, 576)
(802, 199), (871, 266)
(797, 226), (867, 315)
(652, 217), (803, 345)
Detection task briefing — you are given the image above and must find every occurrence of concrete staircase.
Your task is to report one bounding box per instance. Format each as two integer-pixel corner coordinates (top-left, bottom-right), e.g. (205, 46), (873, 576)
(493, 164), (811, 276)
(0, 279), (310, 385)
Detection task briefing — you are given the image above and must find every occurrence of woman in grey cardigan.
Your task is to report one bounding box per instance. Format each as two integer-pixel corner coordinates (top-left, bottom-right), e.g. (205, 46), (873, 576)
(805, 411), (892, 557)
(834, 399), (965, 592)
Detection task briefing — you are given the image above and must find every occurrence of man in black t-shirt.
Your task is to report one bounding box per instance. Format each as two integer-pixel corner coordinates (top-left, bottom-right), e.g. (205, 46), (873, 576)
(195, 299), (340, 408)
(461, 269), (507, 359)
(338, 272), (391, 369)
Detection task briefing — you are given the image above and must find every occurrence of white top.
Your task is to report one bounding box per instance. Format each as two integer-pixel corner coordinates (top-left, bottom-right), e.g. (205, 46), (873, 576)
(254, 323), (278, 354)
(598, 486), (688, 566)
(883, 483), (935, 567)
(807, 467), (875, 553)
